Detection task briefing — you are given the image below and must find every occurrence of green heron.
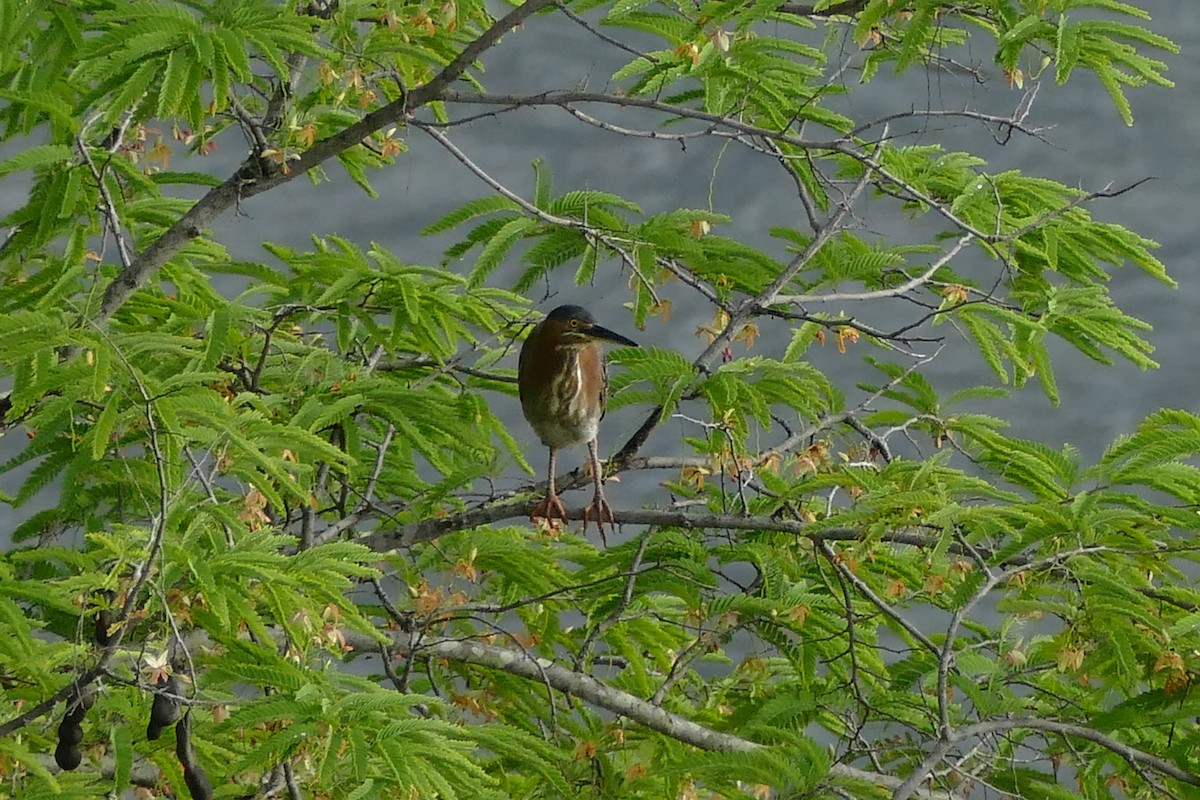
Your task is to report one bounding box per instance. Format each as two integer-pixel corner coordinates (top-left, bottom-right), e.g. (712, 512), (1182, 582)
(518, 304), (638, 540)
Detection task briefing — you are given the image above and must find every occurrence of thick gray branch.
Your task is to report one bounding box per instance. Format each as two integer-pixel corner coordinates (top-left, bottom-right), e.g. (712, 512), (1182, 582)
(393, 636), (950, 799)
(362, 506), (920, 550)
(417, 638), (755, 750)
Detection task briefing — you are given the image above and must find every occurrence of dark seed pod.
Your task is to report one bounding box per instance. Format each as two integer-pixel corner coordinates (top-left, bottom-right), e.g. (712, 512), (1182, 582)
(54, 738), (82, 770)
(146, 674), (181, 740)
(93, 608), (117, 646)
(55, 687), (95, 770)
(175, 710), (214, 800)
(183, 764), (214, 800)
(62, 687), (96, 725)
(92, 589), (118, 646)
(175, 707), (194, 762)
(57, 717), (84, 746)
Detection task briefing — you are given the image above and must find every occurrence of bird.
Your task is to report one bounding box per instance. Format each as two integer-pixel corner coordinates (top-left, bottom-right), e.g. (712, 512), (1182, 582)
(518, 304), (638, 542)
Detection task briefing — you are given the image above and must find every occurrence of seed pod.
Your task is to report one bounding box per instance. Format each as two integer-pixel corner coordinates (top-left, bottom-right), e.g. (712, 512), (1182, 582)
(175, 710), (214, 800)
(57, 717), (84, 746)
(146, 674), (181, 741)
(54, 738), (82, 770)
(54, 687), (95, 770)
(92, 590), (118, 646)
(64, 687), (96, 722)
(183, 764), (214, 800)
(93, 608), (117, 646)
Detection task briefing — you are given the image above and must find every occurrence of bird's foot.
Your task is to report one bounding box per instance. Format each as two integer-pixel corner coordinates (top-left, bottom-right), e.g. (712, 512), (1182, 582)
(582, 491), (615, 546)
(531, 493), (569, 529)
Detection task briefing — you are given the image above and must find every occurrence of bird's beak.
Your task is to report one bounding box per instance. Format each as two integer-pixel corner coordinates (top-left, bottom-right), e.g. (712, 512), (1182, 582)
(585, 324), (638, 348)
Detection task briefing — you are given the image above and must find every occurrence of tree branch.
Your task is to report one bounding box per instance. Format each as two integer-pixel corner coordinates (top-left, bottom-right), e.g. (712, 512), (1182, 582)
(892, 717), (1200, 800)
(76, 137), (135, 271)
(439, 89), (844, 151)
(772, 234), (973, 306)
(360, 504), (1038, 568)
(391, 635), (952, 799)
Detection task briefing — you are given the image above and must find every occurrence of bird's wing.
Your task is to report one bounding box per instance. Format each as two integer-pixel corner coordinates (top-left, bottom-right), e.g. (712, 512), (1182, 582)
(599, 346), (609, 422)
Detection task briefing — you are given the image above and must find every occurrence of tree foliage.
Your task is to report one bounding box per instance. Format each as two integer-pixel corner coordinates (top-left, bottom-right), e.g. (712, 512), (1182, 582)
(0, 0), (1194, 798)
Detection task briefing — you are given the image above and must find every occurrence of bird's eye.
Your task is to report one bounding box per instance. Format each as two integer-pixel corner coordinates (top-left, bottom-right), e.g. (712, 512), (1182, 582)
(569, 319), (580, 328)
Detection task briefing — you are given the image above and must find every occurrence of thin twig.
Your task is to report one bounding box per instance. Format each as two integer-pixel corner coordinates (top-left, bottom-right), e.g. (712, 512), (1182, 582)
(76, 137), (135, 271)
(575, 533), (652, 670)
(817, 540), (940, 657)
(555, 2), (658, 62)
(772, 234), (973, 306)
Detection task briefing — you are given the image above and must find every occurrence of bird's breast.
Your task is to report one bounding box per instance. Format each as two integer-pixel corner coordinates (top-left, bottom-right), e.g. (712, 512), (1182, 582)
(519, 345), (604, 448)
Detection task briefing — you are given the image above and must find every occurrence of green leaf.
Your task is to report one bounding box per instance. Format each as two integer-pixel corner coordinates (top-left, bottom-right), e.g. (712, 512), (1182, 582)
(0, 144), (73, 178)
(214, 26), (252, 79)
(421, 196), (522, 236)
(894, 1), (936, 72)
(102, 61), (160, 127)
(531, 158), (553, 210)
(156, 46), (191, 118)
(1056, 17), (1081, 84)
(469, 216), (535, 287)
(997, 14), (1054, 47)
(1096, 63), (1134, 125)
(203, 306), (231, 370)
(110, 724), (133, 793)
(960, 309), (1009, 385)
(606, 0), (658, 21)
(574, 241), (598, 286)
(90, 395), (120, 461)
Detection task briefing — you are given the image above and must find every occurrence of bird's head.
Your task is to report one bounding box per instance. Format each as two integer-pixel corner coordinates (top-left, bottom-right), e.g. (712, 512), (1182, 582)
(538, 305), (638, 351)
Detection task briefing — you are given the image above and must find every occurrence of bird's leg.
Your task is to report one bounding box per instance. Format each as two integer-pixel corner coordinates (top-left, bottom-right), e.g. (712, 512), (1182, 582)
(582, 438), (614, 545)
(531, 447), (569, 525)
